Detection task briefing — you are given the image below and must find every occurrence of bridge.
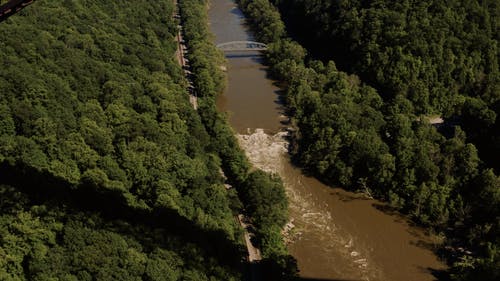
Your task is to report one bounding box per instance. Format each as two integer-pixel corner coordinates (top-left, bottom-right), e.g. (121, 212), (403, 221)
(216, 41), (267, 52)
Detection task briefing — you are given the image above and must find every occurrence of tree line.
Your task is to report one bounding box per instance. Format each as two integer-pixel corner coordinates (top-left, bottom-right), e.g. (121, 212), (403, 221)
(237, 0), (499, 280)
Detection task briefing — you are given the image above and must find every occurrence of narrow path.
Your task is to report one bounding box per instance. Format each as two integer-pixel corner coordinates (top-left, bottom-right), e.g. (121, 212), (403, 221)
(237, 214), (263, 281)
(173, 0), (197, 110)
(237, 214), (262, 262)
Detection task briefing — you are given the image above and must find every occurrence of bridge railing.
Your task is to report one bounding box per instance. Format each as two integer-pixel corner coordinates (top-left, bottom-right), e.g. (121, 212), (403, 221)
(216, 41), (267, 52)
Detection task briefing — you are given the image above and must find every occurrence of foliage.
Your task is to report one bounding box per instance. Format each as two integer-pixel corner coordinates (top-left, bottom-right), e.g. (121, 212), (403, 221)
(272, 0), (500, 172)
(240, 171), (288, 259)
(237, 0), (499, 279)
(0, 0), (239, 234)
(239, 0), (286, 42)
(178, 0), (226, 98)
(0, 0), (244, 278)
(0, 185), (241, 281)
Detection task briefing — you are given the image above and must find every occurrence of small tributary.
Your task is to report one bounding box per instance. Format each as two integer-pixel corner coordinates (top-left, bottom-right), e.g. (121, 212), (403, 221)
(208, 1), (447, 280)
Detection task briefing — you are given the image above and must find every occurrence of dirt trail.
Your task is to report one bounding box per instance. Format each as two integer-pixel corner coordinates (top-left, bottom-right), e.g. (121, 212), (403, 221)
(238, 214), (262, 262)
(173, 0), (197, 110)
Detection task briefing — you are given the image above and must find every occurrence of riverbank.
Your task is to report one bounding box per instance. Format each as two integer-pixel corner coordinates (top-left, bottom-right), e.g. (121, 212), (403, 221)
(235, 2), (500, 281)
(212, 0), (448, 280)
(178, 0), (296, 279)
(173, 0), (197, 109)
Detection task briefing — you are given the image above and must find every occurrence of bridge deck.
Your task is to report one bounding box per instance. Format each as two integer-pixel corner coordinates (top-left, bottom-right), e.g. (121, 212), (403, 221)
(216, 41), (267, 52)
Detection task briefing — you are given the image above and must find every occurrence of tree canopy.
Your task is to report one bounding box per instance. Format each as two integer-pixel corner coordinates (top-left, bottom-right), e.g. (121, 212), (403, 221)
(0, 0), (245, 279)
(237, 0), (499, 279)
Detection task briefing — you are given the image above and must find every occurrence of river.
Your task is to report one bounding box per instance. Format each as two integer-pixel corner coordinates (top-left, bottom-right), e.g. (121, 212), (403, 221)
(208, 1), (447, 280)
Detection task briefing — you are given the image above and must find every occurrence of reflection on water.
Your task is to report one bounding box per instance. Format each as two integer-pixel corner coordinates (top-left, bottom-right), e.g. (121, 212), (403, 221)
(209, 1), (446, 280)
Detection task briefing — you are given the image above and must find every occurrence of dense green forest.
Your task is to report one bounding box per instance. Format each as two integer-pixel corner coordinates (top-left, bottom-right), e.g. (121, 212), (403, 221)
(0, 0), (294, 279)
(0, 0), (236, 231)
(0, 184), (243, 280)
(237, 0), (499, 280)
(272, 0), (500, 172)
(0, 0), (245, 279)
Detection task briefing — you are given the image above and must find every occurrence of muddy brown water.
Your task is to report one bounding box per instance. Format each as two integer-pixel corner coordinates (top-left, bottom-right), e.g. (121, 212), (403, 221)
(208, 1), (447, 280)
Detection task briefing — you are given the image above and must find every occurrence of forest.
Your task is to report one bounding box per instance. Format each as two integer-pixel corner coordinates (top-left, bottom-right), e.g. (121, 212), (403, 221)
(0, 0), (293, 279)
(272, 0), (499, 172)
(237, 0), (499, 280)
(0, 0), (244, 279)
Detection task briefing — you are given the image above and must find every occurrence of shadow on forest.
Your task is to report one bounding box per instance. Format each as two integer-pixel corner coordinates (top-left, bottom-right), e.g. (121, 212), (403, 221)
(0, 162), (247, 271)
